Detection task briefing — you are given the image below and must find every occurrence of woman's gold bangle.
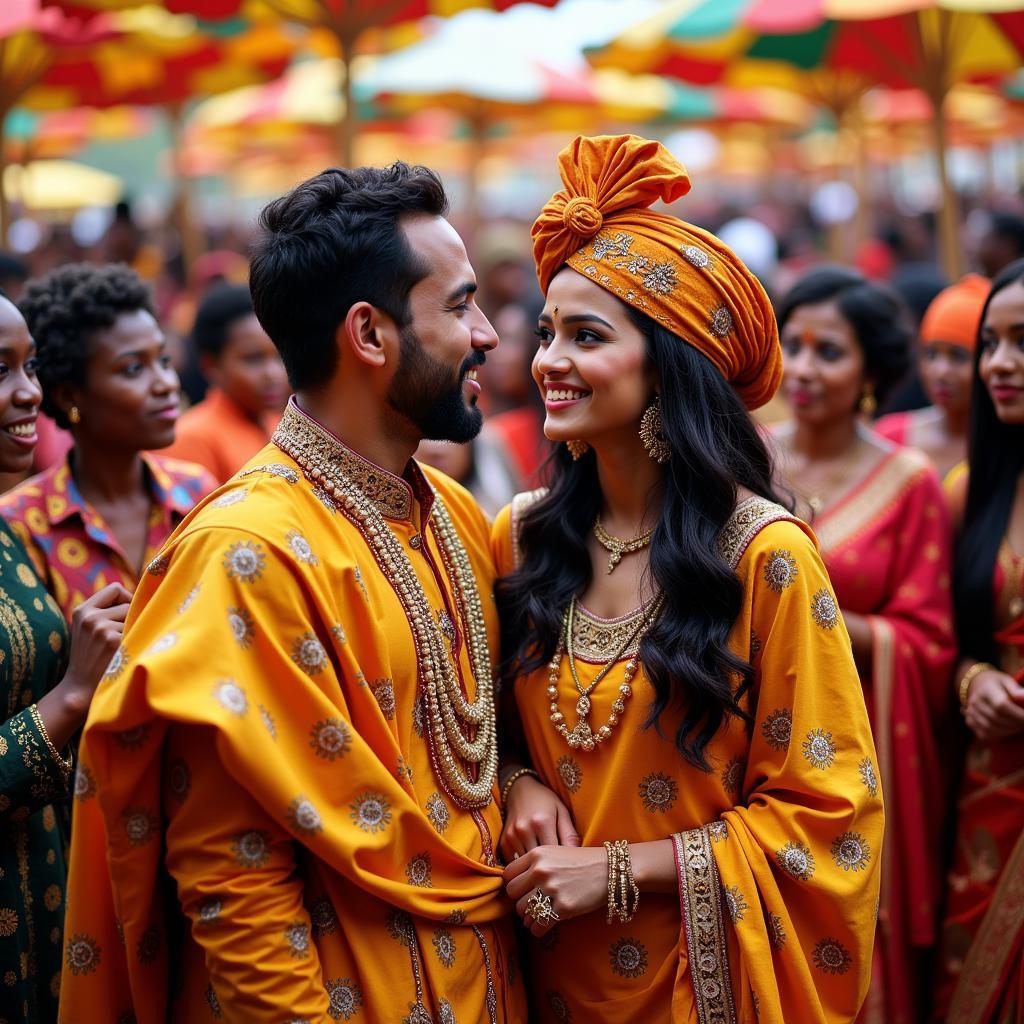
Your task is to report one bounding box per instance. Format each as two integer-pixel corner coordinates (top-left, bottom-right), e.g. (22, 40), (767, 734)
(958, 661), (995, 713)
(500, 767), (538, 810)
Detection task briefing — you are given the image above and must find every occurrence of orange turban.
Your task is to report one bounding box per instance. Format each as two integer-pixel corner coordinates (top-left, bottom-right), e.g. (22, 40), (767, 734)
(919, 274), (990, 351)
(532, 134), (782, 410)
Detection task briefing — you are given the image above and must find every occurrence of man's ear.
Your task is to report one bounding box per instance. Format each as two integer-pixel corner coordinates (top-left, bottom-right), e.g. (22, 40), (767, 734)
(341, 301), (390, 369)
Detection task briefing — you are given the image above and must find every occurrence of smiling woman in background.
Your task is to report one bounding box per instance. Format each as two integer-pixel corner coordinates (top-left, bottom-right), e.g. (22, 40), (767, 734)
(0, 291), (130, 1024)
(771, 266), (957, 1024)
(0, 264), (215, 621)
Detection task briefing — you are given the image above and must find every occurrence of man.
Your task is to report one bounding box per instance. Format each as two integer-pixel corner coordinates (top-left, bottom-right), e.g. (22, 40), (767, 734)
(59, 164), (526, 1023)
(162, 283), (289, 482)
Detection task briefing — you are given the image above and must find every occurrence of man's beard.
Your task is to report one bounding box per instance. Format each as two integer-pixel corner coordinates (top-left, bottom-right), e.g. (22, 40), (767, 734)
(387, 324), (483, 443)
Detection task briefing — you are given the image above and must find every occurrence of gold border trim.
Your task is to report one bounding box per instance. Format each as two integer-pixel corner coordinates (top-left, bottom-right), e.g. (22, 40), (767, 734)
(717, 496), (797, 572)
(946, 829), (1024, 1023)
(674, 827), (737, 1024)
(815, 447), (930, 554)
(510, 488), (547, 570)
(870, 617), (895, 942)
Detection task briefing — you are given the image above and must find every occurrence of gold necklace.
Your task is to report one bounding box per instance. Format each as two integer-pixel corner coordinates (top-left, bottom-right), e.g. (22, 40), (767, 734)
(548, 593), (664, 750)
(274, 413), (497, 810)
(593, 516), (654, 574)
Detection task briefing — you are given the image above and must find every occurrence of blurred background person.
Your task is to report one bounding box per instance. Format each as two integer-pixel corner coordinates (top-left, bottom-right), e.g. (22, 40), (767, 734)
(977, 210), (1024, 280)
(771, 266), (957, 1024)
(480, 300), (547, 489)
(414, 434), (518, 519)
(877, 274), (991, 485)
(161, 282), (288, 483)
(0, 263), (215, 621)
(0, 290), (130, 1024)
(934, 258), (1024, 1023)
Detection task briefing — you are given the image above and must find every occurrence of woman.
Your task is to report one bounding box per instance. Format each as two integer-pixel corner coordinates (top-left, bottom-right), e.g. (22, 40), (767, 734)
(876, 274), (990, 484)
(0, 291), (130, 1023)
(933, 257), (1024, 1023)
(495, 135), (882, 1023)
(771, 267), (957, 1024)
(0, 264), (215, 620)
(161, 282), (288, 483)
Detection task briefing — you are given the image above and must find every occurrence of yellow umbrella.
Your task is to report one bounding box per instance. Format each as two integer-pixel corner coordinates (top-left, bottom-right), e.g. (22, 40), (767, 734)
(3, 158), (123, 211)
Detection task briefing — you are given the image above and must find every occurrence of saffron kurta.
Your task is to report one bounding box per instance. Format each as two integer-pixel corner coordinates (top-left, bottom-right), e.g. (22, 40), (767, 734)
(0, 517), (70, 1024)
(813, 443), (956, 1024)
(934, 539), (1024, 1023)
(494, 493), (883, 1024)
(59, 402), (525, 1024)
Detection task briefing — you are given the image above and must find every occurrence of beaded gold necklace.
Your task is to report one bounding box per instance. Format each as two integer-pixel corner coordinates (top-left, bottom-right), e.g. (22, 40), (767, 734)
(548, 593), (664, 750)
(274, 411), (497, 810)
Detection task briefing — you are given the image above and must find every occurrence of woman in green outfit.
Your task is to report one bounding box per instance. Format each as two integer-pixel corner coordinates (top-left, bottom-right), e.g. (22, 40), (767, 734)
(0, 291), (130, 1023)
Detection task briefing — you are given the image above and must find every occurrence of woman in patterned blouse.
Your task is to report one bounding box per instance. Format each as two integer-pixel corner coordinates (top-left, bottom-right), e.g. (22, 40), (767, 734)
(0, 264), (215, 621)
(0, 291), (129, 1023)
(495, 135), (881, 1023)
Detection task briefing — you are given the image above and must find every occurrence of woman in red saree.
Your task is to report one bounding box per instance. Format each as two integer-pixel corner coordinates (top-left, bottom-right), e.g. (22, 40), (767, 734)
(772, 267), (957, 1024)
(934, 257), (1024, 1024)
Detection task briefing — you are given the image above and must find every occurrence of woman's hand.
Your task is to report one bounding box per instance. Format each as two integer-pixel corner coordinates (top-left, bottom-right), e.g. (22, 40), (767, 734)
(965, 668), (1024, 742)
(499, 775), (579, 861)
(503, 845), (608, 937)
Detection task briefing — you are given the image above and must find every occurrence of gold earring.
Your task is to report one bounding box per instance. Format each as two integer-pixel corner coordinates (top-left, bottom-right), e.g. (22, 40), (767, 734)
(68, 406), (81, 425)
(858, 389), (877, 416)
(639, 397), (671, 464)
(566, 440), (589, 460)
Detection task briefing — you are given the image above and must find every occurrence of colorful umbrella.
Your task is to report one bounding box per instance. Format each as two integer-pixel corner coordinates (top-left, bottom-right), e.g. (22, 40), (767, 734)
(590, 0), (1024, 276)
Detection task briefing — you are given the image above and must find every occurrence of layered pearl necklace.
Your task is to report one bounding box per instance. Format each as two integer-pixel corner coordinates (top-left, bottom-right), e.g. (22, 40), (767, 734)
(275, 420), (497, 810)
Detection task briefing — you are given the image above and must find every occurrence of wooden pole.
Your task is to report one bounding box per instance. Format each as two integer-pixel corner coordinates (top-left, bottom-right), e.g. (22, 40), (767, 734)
(337, 30), (356, 167)
(165, 104), (202, 277)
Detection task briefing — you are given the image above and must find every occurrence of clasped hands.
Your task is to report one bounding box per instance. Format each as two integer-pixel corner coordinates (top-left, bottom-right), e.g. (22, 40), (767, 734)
(498, 774), (607, 937)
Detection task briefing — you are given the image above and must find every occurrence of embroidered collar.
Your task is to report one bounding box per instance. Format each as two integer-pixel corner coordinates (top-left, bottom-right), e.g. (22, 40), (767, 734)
(271, 398), (431, 522)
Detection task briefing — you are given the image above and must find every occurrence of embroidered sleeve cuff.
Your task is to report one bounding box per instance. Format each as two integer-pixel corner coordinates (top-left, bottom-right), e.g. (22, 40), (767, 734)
(673, 825), (736, 1024)
(28, 704), (73, 785)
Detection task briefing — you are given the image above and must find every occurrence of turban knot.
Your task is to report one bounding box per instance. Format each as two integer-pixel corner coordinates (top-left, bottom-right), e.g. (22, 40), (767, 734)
(562, 196), (603, 237)
(531, 134), (782, 410)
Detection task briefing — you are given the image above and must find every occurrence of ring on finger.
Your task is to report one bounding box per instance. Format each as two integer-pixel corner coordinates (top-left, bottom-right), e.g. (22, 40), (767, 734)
(525, 888), (559, 927)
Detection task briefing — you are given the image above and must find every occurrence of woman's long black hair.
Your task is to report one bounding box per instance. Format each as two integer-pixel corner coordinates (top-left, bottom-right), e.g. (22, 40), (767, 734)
(954, 257), (1024, 663)
(496, 303), (789, 770)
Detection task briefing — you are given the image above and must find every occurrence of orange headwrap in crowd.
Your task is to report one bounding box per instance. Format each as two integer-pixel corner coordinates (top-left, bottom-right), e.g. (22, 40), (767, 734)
(532, 134), (782, 410)
(919, 273), (991, 351)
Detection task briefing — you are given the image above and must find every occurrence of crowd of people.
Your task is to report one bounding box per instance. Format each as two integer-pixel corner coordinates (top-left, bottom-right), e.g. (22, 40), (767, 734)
(0, 132), (1019, 1023)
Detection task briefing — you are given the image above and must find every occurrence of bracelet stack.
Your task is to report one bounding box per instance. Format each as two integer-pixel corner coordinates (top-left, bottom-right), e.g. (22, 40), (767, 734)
(499, 766), (539, 810)
(604, 839), (640, 923)
(958, 661), (995, 713)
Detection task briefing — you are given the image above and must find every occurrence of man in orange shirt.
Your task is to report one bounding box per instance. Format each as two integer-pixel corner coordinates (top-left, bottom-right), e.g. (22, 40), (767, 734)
(163, 283), (288, 482)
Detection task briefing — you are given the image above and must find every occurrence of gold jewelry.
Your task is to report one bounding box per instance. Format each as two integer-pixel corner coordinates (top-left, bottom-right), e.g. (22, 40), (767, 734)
(593, 515), (653, 574)
(639, 397), (670, 464)
(604, 839), (639, 923)
(548, 593), (664, 751)
(500, 766), (538, 810)
(68, 406), (81, 425)
(274, 408), (497, 810)
(525, 888), (559, 926)
(958, 661), (995, 714)
(858, 388), (877, 416)
(566, 440), (589, 460)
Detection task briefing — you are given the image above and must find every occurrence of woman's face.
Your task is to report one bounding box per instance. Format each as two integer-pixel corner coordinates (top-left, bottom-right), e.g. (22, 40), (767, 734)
(918, 341), (973, 416)
(0, 298), (42, 475)
(780, 299), (867, 426)
(532, 270), (654, 448)
(978, 278), (1024, 425)
(70, 309), (181, 452)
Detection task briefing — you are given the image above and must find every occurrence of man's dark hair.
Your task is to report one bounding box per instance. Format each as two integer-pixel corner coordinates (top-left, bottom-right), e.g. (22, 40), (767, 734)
(19, 262), (154, 429)
(249, 163), (449, 391)
(0, 252), (28, 287)
(988, 211), (1024, 256)
(191, 283), (254, 357)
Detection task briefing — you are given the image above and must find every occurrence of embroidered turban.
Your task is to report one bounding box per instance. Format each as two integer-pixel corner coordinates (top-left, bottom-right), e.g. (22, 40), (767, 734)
(919, 274), (990, 351)
(532, 134), (782, 410)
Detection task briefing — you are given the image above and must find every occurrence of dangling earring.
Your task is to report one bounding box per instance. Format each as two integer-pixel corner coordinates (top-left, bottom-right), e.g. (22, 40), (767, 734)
(566, 440), (589, 460)
(68, 406), (81, 425)
(858, 388), (877, 416)
(639, 397), (671, 464)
